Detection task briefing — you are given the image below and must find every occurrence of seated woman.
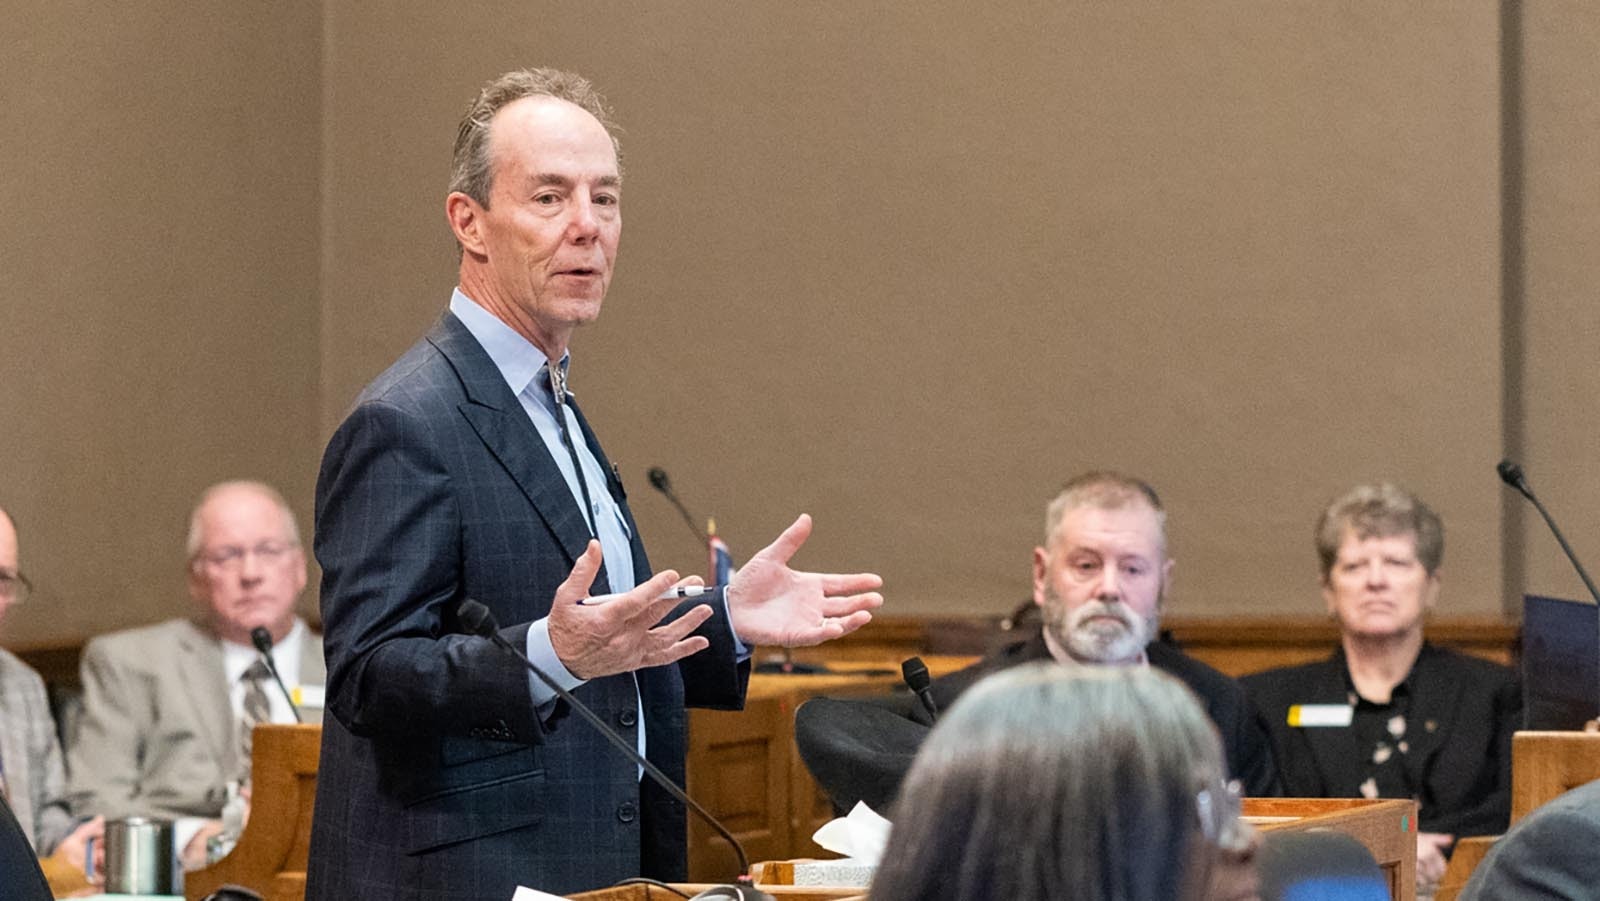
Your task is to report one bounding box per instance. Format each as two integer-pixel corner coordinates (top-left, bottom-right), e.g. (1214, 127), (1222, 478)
(1242, 483), (1520, 893)
(869, 663), (1260, 901)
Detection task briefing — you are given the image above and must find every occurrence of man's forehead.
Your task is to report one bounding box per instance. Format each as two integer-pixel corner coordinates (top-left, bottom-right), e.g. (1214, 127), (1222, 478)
(1054, 503), (1166, 553)
(488, 96), (618, 174)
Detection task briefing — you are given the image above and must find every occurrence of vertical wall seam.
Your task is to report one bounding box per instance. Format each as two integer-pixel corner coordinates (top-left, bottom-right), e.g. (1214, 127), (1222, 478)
(1499, 0), (1527, 618)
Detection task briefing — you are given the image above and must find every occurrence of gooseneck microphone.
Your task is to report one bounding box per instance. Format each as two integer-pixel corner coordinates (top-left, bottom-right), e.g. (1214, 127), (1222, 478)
(249, 626), (303, 723)
(456, 599), (771, 899)
(901, 657), (938, 724)
(1497, 459), (1600, 604)
(647, 467), (709, 543)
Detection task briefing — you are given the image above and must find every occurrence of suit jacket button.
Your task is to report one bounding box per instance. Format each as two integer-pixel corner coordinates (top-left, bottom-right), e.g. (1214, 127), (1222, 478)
(618, 709), (637, 727)
(616, 802), (637, 823)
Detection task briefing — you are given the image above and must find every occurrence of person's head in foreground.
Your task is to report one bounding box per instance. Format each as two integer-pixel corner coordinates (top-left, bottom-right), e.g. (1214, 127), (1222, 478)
(870, 664), (1259, 901)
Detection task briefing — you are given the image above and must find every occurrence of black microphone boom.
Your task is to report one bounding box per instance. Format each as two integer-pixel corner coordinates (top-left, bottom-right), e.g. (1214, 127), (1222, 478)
(901, 656), (938, 723)
(248, 626), (303, 724)
(647, 466), (708, 542)
(1497, 459), (1600, 604)
(456, 599), (767, 895)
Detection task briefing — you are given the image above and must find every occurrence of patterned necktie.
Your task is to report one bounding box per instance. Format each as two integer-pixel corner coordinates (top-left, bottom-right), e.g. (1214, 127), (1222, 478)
(239, 659), (273, 781)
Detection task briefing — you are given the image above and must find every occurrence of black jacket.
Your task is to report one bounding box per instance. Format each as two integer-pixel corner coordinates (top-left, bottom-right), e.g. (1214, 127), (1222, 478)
(1242, 643), (1520, 836)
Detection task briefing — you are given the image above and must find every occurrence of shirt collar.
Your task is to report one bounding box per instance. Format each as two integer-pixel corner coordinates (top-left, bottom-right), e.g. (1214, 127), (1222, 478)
(449, 288), (570, 399)
(221, 618), (305, 684)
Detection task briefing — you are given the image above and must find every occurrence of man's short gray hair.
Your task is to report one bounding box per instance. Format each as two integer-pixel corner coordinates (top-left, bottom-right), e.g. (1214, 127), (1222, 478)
(1043, 471), (1167, 548)
(1314, 482), (1443, 579)
(185, 480), (301, 561)
(448, 67), (621, 210)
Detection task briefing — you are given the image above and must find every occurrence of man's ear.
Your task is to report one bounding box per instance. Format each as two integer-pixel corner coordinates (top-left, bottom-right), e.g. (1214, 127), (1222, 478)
(446, 192), (489, 257)
(1031, 547), (1049, 607)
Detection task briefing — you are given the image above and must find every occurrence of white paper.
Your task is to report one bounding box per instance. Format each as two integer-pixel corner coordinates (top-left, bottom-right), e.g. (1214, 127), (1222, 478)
(511, 887), (568, 901)
(810, 800), (892, 865)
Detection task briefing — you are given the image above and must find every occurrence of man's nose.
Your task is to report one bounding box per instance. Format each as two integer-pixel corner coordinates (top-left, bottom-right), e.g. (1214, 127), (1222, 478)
(1095, 566), (1122, 599)
(239, 550), (265, 581)
(566, 196), (601, 241)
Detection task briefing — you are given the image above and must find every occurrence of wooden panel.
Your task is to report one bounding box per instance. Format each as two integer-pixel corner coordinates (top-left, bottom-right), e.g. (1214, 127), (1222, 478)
(782, 615), (1520, 678)
(1510, 730), (1600, 822)
(186, 723), (321, 901)
(687, 696), (791, 881)
(1435, 835), (1493, 901)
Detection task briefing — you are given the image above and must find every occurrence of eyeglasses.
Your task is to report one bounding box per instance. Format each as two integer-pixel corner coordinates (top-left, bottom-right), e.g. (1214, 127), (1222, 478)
(1196, 777), (1250, 852)
(0, 570), (31, 605)
(195, 541), (297, 572)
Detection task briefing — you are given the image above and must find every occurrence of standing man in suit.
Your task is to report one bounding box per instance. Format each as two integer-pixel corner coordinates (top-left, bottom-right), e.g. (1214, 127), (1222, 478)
(0, 503), (102, 892)
(308, 68), (883, 900)
(67, 480), (325, 870)
(1242, 483), (1520, 895)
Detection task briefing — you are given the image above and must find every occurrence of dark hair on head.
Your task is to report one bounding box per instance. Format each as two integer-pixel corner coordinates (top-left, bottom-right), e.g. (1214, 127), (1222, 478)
(1314, 482), (1443, 579)
(869, 664), (1225, 901)
(449, 67), (621, 211)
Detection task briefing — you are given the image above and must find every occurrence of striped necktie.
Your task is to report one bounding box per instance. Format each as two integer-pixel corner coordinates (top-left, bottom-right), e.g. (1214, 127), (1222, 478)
(239, 659), (273, 781)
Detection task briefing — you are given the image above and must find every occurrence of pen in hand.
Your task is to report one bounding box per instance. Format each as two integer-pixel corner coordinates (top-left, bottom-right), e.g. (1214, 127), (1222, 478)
(579, 585), (717, 606)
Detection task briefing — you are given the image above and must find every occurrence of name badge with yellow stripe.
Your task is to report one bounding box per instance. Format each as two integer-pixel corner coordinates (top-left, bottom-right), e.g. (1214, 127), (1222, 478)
(1287, 703), (1353, 727)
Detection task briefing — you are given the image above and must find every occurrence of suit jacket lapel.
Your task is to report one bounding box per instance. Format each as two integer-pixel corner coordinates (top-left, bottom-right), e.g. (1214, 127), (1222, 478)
(427, 313), (608, 588)
(175, 621), (235, 777)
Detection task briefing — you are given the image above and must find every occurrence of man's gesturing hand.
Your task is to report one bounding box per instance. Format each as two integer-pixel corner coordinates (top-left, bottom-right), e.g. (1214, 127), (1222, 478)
(727, 514), (883, 647)
(548, 540), (714, 680)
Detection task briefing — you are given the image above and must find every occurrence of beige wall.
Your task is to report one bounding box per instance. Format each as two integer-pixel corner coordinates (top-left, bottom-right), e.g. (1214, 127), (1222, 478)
(3, 2), (1594, 648)
(0, 4), (323, 644)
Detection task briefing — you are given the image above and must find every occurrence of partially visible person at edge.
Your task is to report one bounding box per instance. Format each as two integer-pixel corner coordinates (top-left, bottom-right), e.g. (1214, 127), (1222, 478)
(1243, 482), (1520, 896)
(0, 503), (103, 895)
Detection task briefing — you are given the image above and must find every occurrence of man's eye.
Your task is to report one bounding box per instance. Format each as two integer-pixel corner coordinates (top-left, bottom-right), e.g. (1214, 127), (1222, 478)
(534, 193), (560, 205)
(594, 193), (618, 206)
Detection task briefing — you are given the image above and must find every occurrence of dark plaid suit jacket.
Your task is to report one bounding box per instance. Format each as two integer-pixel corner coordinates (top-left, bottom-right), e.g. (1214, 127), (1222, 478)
(307, 312), (749, 900)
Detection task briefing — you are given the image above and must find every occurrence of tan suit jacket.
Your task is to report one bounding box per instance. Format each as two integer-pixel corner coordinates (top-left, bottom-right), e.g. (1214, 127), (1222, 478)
(66, 618), (323, 820)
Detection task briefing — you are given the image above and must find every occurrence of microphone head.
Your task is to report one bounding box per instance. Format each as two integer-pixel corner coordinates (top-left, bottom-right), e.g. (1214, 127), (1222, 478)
(249, 626), (274, 655)
(901, 656), (931, 691)
(456, 599), (499, 637)
(1497, 459), (1529, 491)
(647, 466), (672, 495)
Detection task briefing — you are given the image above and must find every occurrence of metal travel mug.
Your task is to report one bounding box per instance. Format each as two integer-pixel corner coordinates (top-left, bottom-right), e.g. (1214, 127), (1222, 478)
(104, 816), (177, 895)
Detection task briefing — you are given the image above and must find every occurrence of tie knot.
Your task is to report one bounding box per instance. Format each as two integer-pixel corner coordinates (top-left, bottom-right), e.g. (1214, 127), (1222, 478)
(243, 658), (273, 683)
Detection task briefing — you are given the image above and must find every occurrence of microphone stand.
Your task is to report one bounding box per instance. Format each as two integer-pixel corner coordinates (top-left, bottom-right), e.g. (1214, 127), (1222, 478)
(1498, 459), (1600, 725)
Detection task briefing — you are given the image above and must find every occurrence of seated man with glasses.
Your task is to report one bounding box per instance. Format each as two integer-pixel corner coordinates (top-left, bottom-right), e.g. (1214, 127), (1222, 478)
(66, 480), (324, 870)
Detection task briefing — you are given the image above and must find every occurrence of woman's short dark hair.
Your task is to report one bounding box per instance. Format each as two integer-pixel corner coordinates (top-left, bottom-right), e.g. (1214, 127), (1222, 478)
(869, 664), (1226, 901)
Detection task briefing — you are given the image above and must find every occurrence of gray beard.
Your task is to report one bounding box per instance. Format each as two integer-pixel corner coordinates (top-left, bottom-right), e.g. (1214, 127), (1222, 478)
(1043, 596), (1158, 665)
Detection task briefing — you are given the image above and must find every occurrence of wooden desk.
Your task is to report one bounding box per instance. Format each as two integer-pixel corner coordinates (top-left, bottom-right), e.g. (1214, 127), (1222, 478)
(1245, 798), (1416, 901)
(185, 724), (321, 901)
